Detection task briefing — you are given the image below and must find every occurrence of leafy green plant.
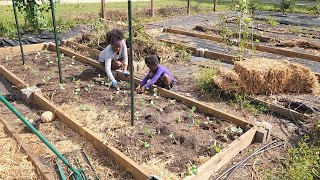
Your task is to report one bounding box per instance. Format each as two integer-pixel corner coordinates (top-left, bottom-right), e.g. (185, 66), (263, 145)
(234, 93), (268, 114)
(196, 67), (217, 94)
(79, 104), (89, 111)
(144, 127), (156, 138)
(308, 0), (320, 14)
(15, 0), (49, 31)
(209, 145), (221, 153)
(140, 140), (150, 148)
(219, 14), (233, 46)
(270, 136), (320, 179)
(188, 165), (198, 175)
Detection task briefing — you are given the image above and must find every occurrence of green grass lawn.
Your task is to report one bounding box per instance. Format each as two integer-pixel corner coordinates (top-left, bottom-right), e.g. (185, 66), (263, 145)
(0, 0), (315, 37)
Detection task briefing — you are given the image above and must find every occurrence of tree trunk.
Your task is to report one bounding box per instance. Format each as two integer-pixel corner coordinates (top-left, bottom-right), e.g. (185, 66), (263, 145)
(151, 0), (154, 18)
(101, 0), (106, 19)
(187, 0), (191, 14)
(213, 0), (217, 11)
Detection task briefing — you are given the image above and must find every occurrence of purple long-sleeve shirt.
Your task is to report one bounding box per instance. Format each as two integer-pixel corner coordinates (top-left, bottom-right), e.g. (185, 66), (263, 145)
(140, 64), (175, 89)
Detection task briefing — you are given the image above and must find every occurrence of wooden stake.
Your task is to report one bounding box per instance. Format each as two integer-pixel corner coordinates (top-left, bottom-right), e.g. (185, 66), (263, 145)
(214, 0), (217, 11)
(101, 0), (106, 19)
(187, 0), (191, 14)
(151, 0), (154, 18)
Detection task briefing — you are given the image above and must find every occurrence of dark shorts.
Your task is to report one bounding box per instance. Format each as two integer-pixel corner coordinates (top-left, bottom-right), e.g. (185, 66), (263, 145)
(155, 77), (175, 90)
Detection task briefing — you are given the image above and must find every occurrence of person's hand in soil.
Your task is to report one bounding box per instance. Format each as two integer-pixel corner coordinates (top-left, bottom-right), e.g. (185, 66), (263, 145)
(123, 70), (130, 78)
(111, 80), (118, 88)
(136, 85), (145, 94)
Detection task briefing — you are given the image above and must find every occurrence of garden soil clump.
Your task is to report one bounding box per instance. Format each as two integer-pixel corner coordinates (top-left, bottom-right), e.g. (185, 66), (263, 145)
(214, 58), (319, 95)
(0, 51), (242, 178)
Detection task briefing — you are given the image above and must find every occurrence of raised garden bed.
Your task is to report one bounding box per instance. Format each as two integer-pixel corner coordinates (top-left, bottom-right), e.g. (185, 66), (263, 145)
(0, 43), (258, 179)
(0, 75), (134, 179)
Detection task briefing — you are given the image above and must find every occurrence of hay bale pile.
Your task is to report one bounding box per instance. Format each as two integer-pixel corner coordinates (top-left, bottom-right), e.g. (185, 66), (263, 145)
(214, 67), (242, 92)
(214, 58), (319, 95)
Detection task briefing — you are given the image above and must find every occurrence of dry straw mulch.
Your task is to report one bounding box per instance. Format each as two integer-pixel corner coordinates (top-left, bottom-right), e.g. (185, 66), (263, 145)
(0, 122), (39, 179)
(214, 58), (319, 95)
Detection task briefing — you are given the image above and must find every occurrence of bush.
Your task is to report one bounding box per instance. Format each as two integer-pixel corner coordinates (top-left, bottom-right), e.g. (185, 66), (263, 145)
(248, 0), (261, 15)
(280, 0), (297, 14)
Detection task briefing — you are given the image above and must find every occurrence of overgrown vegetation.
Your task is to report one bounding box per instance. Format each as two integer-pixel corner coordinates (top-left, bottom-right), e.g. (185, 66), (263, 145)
(268, 122), (320, 179)
(280, 0), (297, 14)
(196, 67), (218, 94)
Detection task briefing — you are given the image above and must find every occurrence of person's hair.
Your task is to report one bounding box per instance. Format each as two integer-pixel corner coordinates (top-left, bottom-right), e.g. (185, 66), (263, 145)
(145, 54), (160, 65)
(106, 29), (124, 45)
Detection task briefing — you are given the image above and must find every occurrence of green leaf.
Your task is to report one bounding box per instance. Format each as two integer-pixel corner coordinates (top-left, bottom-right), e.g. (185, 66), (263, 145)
(190, 166), (198, 175)
(231, 127), (238, 132)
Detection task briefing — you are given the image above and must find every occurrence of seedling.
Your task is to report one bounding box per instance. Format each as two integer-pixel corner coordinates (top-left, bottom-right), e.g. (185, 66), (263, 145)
(85, 84), (94, 93)
(79, 65), (85, 73)
(188, 165), (198, 175)
(153, 88), (159, 98)
(175, 116), (182, 123)
(109, 95), (114, 101)
(144, 127), (156, 138)
(209, 140), (221, 153)
(59, 83), (66, 90)
(73, 88), (80, 95)
(79, 104), (89, 111)
(231, 127), (243, 134)
(42, 76), (51, 82)
(139, 140), (150, 148)
(188, 106), (197, 127)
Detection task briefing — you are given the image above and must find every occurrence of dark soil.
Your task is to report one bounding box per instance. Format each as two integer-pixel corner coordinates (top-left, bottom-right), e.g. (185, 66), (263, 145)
(0, 51), (241, 177)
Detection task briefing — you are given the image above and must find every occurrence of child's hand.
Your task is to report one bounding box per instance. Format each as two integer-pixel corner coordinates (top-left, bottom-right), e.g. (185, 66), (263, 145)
(123, 70), (130, 78)
(111, 80), (118, 88)
(135, 85), (140, 92)
(137, 86), (145, 94)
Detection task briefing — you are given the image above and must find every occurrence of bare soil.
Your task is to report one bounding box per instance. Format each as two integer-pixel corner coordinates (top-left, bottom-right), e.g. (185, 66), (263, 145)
(0, 76), (134, 179)
(0, 51), (243, 178)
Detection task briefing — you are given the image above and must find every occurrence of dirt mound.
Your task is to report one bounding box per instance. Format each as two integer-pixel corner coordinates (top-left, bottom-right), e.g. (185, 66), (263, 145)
(214, 58), (319, 95)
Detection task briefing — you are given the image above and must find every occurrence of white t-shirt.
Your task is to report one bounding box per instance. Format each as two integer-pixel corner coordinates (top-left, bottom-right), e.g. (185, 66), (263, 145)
(98, 40), (128, 81)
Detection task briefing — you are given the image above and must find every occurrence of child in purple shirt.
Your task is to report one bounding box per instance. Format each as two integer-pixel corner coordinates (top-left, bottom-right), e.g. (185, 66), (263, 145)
(136, 55), (176, 94)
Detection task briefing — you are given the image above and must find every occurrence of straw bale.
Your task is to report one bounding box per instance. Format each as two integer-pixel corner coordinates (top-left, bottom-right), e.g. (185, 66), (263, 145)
(233, 58), (319, 94)
(213, 67), (242, 93)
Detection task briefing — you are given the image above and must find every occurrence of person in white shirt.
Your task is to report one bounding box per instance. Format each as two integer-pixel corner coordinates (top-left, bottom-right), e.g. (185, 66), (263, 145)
(99, 29), (130, 87)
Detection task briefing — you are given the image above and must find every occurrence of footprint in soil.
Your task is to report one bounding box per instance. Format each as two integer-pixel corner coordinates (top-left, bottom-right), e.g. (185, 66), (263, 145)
(163, 105), (175, 113)
(144, 114), (159, 124)
(156, 125), (171, 135)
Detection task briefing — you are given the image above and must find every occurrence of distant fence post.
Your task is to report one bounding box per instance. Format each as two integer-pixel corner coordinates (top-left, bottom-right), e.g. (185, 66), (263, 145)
(187, 0), (191, 14)
(214, 0), (217, 11)
(151, 0), (154, 18)
(101, 0), (106, 19)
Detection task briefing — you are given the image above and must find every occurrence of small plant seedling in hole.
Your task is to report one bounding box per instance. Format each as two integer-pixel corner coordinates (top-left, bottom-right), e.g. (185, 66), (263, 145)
(144, 127), (156, 138)
(60, 83), (66, 90)
(209, 140), (221, 153)
(85, 84), (94, 93)
(153, 88), (159, 98)
(188, 106), (197, 127)
(139, 140), (150, 148)
(188, 165), (198, 175)
(42, 76), (51, 82)
(79, 104), (90, 111)
(73, 88), (80, 95)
